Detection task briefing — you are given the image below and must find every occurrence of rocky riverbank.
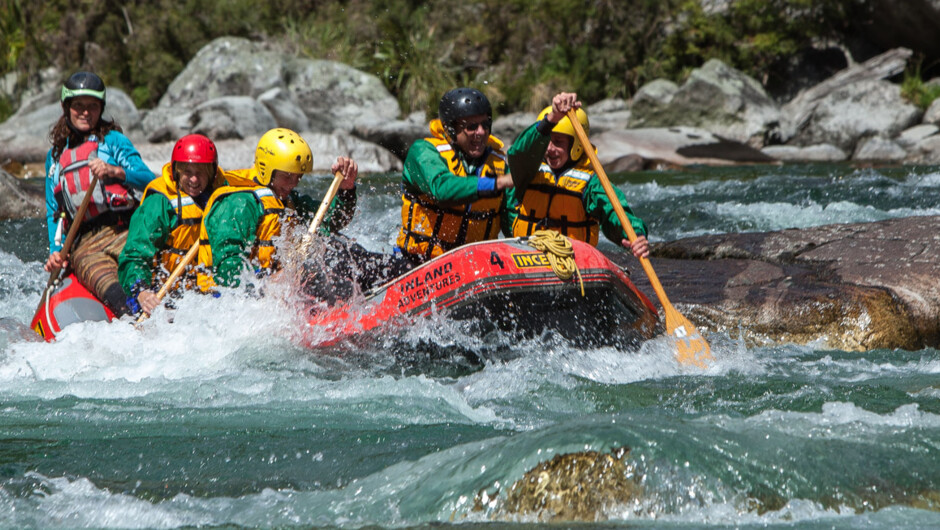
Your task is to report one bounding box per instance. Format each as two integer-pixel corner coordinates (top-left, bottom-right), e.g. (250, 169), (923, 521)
(2, 37), (939, 175)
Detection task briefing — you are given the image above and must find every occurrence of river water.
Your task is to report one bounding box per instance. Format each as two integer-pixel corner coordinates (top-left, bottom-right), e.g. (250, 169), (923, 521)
(0, 164), (938, 528)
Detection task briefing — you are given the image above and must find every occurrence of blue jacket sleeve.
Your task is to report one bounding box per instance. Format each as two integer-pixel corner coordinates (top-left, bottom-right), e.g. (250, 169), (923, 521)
(100, 131), (154, 191)
(45, 150), (61, 253)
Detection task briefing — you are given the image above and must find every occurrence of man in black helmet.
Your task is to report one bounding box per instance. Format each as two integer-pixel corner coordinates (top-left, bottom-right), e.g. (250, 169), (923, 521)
(394, 87), (514, 264)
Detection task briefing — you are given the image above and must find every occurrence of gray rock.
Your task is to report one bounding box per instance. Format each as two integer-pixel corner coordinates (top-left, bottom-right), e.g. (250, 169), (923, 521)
(258, 88), (310, 132)
(631, 60), (781, 148)
(852, 136), (907, 163)
(760, 144), (848, 162)
(922, 97), (940, 125)
(781, 48), (912, 141)
(790, 79), (921, 152)
(632, 79), (678, 108)
(284, 58), (400, 132)
(189, 96), (278, 140)
(593, 127), (775, 167)
(896, 124), (939, 147)
(852, 136), (907, 162)
(159, 37), (284, 108)
(139, 129), (402, 175)
(139, 106), (194, 143)
(902, 134), (940, 164)
(353, 111), (429, 160)
(101, 88), (141, 132)
(0, 103), (61, 161)
(0, 169), (43, 221)
(9, 67), (62, 119)
(493, 112), (537, 150)
(587, 98), (630, 113)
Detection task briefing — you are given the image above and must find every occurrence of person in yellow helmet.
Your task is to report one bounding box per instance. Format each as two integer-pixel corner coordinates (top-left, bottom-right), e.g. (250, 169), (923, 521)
(506, 92), (650, 259)
(395, 87), (515, 265)
(196, 128), (358, 290)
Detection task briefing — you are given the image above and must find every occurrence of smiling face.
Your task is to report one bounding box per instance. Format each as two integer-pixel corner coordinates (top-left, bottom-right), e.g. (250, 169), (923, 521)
(545, 132), (572, 170)
(269, 170), (302, 200)
(67, 96), (102, 132)
(452, 113), (491, 159)
(175, 162), (214, 197)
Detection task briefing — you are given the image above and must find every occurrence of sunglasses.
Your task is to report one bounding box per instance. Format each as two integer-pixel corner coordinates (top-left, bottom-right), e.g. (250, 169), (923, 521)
(455, 118), (492, 133)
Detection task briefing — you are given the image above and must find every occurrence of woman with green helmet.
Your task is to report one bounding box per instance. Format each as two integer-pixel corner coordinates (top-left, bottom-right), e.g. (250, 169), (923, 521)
(42, 71), (155, 317)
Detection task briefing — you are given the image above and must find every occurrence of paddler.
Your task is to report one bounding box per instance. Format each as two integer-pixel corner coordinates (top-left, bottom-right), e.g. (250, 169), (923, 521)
(42, 71), (155, 317)
(394, 87), (515, 265)
(117, 134), (225, 315)
(195, 128), (360, 291)
(506, 92), (650, 259)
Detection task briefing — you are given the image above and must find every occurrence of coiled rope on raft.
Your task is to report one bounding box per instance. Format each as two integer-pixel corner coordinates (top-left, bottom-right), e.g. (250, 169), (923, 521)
(526, 230), (585, 297)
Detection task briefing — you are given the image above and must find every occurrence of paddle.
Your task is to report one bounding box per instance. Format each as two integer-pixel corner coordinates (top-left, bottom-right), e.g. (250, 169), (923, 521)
(135, 240), (200, 323)
(565, 109), (713, 368)
(35, 174), (100, 317)
(296, 170), (345, 258)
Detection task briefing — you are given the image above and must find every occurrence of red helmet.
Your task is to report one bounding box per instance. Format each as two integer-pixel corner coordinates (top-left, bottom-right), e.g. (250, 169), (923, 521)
(172, 134), (218, 165)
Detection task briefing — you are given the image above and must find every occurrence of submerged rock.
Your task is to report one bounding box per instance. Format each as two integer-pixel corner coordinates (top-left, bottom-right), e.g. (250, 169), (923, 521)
(471, 447), (642, 522)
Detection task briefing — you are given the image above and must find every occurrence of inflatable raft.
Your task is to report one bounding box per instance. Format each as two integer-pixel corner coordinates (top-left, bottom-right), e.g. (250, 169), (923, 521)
(31, 273), (115, 341)
(302, 237), (660, 350)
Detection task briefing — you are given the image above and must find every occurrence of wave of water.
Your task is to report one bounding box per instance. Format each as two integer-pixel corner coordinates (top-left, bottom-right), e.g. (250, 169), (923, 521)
(1, 166), (939, 528)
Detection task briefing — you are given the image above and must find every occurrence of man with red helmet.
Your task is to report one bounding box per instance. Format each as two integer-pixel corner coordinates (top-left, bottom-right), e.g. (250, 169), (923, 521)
(118, 134), (226, 315)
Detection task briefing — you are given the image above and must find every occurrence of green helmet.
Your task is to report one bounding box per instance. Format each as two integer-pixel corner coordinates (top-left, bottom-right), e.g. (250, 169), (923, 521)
(61, 71), (107, 106)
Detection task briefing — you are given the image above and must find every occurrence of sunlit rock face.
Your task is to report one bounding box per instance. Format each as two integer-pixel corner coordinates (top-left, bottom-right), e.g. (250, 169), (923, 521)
(472, 448), (642, 522)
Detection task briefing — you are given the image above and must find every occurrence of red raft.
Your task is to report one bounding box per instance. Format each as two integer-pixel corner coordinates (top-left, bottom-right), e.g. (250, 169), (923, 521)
(31, 273), (115, 342)
(303, 237), (660, 350)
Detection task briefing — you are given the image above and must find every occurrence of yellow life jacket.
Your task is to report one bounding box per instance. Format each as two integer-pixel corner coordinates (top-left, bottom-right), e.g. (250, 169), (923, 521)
(142, 162), (226, 277)
(396, 119), (507, 261)
(196, 169), (287, 291)
(512, 156), (600, 246)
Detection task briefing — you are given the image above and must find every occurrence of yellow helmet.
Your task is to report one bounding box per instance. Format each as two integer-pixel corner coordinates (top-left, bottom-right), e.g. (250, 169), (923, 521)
(253, 128), (313, 186)
(537, 106), (590, 161)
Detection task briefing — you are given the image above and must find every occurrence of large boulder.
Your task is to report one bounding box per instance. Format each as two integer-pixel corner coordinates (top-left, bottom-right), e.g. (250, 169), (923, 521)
(188, 96), (277, 140)
(788, 79), (922, 153)
(158, 37), (284, 108)
(630, 60), (781, 148)
(592, 127), (776, 168)
(156, 36), (399, 136)
(641, 216), (940, 350)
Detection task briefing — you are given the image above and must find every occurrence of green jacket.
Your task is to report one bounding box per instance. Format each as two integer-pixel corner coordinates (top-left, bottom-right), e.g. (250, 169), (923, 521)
(205, 187), (356, 287)
(506, 121), (648, 243)
(402, 138), (514, 236)
(118, 191), (194, 294)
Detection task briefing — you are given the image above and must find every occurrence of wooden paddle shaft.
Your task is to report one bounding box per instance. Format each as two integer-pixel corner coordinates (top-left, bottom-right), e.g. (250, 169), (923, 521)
(298, 171), (345, 257)
(36, 174), (101, 314)
(564, 109), (677, 314)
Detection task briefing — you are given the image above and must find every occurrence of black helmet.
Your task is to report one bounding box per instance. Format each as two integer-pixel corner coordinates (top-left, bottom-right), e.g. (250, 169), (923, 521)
(61, 71), (106, 107)
(439, 87), (491, 138)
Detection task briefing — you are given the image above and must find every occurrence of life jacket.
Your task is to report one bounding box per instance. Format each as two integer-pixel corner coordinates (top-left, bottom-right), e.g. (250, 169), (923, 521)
(196, 170), (288, 291)
(396, 119), (507, 261)
(141, 162), (225, 277)
(53, 139), (137, 223)
(512, 156), (600, 246)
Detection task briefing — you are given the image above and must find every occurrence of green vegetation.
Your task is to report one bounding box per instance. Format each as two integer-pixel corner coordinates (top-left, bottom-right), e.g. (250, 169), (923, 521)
(0, 0), (869, 122)
(901, 60), (940, 110)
